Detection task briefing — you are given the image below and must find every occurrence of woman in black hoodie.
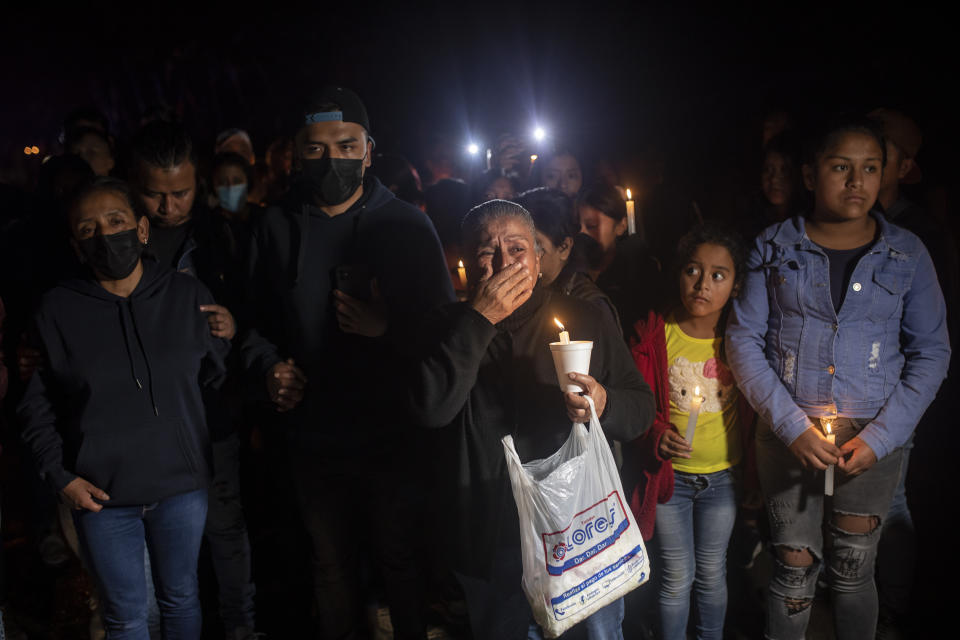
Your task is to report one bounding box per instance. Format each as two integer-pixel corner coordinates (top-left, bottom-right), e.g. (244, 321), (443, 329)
(19, 177), (230, 639)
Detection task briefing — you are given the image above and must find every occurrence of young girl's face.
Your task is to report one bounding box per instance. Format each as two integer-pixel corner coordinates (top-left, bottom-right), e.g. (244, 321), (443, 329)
(679, 242), (737, 320)
(804, 131), (883, 222)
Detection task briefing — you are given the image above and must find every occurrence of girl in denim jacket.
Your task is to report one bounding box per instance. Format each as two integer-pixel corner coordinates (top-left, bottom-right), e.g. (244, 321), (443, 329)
(726, 117), (949, 640)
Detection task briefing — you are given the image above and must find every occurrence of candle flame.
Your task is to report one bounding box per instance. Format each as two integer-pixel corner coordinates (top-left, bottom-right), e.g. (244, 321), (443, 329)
(458, 260), (464, 268)
(626, 188), (632, 200)
(825, 421), (832, 435)
(530, 154), (538, 162)
(694, 385), (700, 396)
(554, 318), (565, 331)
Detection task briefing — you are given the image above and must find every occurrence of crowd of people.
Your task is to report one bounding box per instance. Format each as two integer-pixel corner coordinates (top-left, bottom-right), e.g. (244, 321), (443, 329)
(0, 86), (955, 640)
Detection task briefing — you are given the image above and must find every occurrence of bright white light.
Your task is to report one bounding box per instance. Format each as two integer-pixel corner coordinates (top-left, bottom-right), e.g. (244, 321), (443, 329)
(467, 143), (480, 155)
(533, 127), (546, 141)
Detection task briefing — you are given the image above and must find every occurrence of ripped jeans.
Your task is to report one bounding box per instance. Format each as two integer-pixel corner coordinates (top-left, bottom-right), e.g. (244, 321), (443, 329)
(756, 418), (902, 640)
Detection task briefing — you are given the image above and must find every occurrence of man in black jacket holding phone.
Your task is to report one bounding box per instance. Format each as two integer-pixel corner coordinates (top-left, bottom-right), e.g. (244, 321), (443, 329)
(241, 86), (454, 639)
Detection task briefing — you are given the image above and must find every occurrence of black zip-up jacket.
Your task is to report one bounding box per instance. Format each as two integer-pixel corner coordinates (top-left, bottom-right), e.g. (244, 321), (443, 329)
(240, 176), (455, 455)
(18, 258), (230, 506)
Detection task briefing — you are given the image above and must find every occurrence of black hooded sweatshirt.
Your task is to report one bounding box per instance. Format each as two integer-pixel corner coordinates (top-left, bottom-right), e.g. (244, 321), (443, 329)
(18, 258), (231, 506)
(240, 176), (455, 456)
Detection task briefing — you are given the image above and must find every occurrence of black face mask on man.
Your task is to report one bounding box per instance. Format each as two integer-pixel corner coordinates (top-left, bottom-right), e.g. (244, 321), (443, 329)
(78, 228), (144, 280)
(299, 154), (365, 206)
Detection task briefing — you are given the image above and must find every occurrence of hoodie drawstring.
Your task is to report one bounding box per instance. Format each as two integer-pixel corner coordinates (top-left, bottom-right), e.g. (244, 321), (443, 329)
(127, 300), (159, 416)
(117, 303), (143, 390)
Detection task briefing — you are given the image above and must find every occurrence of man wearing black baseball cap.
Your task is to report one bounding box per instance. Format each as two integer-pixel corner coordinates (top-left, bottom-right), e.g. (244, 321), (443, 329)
(241, 87), (453, 639)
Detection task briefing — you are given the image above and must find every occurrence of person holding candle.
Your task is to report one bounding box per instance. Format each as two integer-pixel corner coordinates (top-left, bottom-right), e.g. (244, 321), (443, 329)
(409, 199), (655, 640)
(518, 187), (622, 334)
(622, 223), (753, 640)
(725, 115), (950, 640)
(578, 182), (663, 333)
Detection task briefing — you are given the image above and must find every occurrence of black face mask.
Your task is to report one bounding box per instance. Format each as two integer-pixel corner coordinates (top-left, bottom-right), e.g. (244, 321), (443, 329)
(574, 231), (606, 271)
(78, 228), (144, 280)
(299, 156), (364, 206)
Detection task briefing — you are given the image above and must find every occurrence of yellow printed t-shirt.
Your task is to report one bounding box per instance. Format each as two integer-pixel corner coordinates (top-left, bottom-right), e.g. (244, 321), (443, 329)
(665, 315), (741, 474)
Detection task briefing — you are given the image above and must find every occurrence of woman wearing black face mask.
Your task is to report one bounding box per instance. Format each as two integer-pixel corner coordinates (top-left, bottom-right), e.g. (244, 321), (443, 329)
(18, 177), (231, 639)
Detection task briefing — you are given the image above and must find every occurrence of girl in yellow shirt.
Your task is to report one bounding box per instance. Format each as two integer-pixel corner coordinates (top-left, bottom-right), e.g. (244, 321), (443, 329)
(627, 224), (747, 640)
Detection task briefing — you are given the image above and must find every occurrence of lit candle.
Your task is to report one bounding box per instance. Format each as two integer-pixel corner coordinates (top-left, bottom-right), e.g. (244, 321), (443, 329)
(824, 420), (835, 496)
(554, 318), (570, 344)
(457, 260), (468, 290)
(626, 188), (636, 236)
(685, 386), (703, 447)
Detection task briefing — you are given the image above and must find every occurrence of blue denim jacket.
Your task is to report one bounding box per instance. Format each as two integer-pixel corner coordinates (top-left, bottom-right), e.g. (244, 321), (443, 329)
(726, 213), (950, 459)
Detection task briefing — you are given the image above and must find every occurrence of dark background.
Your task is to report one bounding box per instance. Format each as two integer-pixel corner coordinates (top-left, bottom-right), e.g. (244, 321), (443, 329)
(1, 2), (955, 637)
(1, 3), (955, 197)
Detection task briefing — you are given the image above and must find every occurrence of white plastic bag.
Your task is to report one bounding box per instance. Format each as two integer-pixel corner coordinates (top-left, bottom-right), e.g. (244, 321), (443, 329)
(502, 396), (649, 638)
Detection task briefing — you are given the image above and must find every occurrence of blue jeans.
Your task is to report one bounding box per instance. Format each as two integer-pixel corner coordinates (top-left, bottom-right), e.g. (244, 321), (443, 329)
(458, 545), (625, 640)
(526, 597), (625, 640)
(74, 488), (208, 640)
(756, 418), (902, 640)
(654, 468), (737, 640)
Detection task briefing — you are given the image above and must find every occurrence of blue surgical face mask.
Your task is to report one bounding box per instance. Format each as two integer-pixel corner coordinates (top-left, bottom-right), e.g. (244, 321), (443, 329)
(217, 183), (248, 213)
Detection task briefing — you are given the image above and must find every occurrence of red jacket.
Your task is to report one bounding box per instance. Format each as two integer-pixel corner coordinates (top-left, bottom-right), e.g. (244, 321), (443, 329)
(624, 311), (673, 540)
(624, 310), (757, 540)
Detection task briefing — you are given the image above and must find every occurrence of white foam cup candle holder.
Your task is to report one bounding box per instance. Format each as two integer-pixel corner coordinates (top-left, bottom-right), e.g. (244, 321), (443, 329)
(550, 318), (592, 393)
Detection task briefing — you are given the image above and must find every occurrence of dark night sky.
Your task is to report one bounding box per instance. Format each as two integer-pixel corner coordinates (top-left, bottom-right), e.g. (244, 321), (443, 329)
(1, 3), (955, 194)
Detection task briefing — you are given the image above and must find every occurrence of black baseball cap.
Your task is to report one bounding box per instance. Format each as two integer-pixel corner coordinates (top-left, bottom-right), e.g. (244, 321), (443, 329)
(300, 86), (371, 134)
